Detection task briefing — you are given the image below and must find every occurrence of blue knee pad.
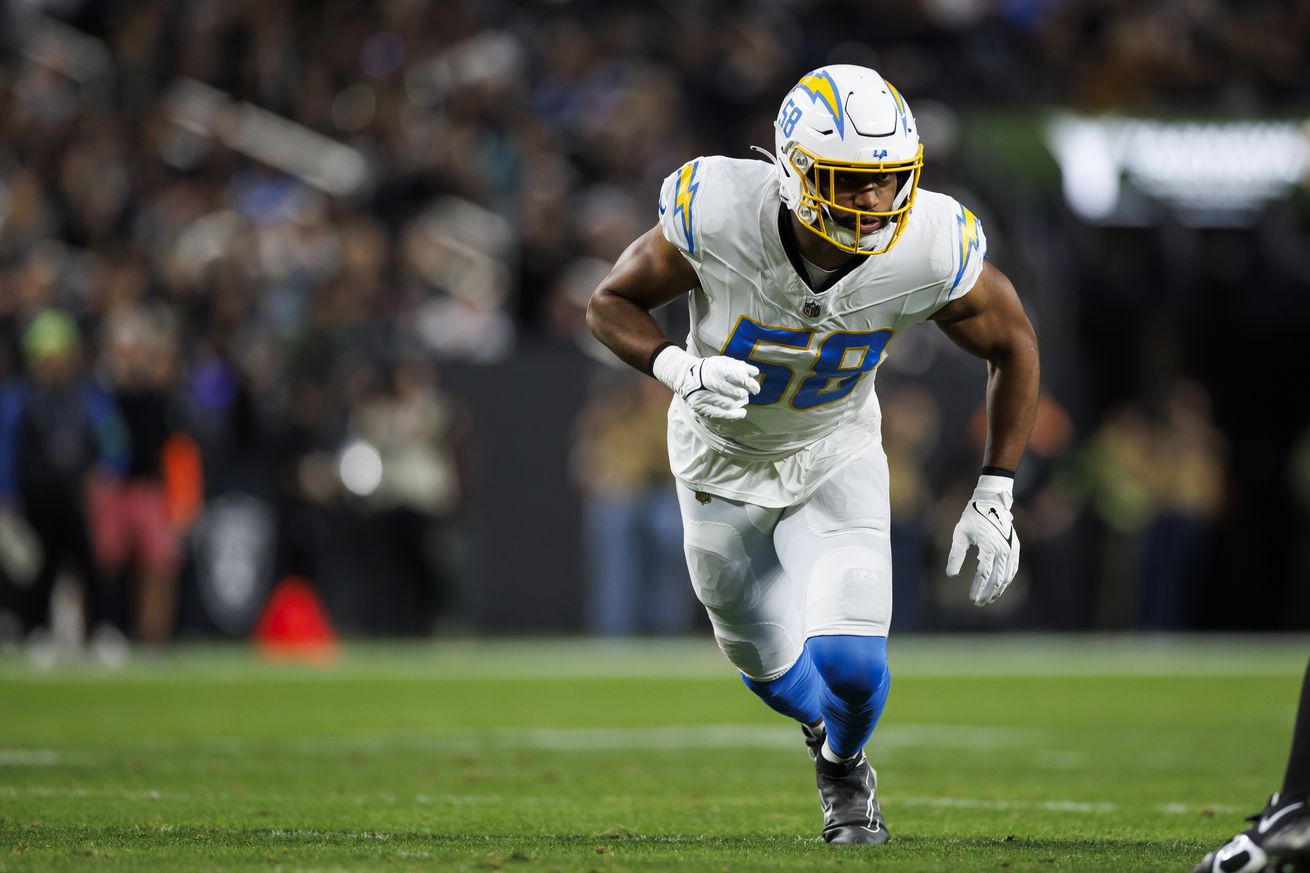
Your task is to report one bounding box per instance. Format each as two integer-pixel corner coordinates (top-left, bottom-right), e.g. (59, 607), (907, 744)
(740, 650), (822, 726)
(807, 634), (891, 759)
(808, 634), (889, 699)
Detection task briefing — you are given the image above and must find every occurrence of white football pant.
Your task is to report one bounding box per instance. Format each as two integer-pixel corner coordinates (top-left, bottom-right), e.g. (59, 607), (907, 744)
(676, 447), (893, 682)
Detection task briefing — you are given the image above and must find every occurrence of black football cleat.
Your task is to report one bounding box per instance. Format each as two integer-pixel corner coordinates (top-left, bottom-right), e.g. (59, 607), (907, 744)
(1192, 793), (1310, 873)
(814, 749), (890, 845)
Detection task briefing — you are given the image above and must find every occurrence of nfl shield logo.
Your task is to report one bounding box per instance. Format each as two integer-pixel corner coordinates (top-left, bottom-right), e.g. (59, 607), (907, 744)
(802, 298), (822, 319)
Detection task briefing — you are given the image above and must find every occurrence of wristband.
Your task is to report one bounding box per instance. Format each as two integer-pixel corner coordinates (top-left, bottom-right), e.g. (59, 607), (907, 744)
(980, 465), (1015, 478)
(646, 341), (676, 376)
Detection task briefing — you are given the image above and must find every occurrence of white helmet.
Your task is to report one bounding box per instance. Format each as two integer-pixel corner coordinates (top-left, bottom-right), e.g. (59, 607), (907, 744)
(773, 65), (923, 255)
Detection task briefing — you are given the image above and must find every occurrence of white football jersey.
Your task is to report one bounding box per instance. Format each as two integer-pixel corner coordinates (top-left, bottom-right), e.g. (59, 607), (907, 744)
(656, 156), (987, 508)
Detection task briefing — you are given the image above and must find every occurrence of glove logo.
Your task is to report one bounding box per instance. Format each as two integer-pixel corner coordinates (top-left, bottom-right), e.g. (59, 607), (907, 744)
(972, 502), (1012, 542)
(684, 362), (707, 399)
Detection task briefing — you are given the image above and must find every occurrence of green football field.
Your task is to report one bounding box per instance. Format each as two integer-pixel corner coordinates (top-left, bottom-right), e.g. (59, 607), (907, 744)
(1, 636), (1306, 872)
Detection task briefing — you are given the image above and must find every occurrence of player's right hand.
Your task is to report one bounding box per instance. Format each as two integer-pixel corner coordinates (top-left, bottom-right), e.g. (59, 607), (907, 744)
(652, 346), (760, 421)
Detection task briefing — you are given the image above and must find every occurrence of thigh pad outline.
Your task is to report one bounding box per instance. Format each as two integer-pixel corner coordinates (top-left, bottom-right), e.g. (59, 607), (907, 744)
(682, 518), (760, 613)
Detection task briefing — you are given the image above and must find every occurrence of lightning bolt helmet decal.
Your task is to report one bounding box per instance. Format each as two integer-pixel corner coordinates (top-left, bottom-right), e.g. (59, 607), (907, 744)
(792, 70), (846, 139)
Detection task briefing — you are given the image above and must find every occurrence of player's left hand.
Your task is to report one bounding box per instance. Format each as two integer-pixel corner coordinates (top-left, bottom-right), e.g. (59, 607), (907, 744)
(945, 475), (1020, 606)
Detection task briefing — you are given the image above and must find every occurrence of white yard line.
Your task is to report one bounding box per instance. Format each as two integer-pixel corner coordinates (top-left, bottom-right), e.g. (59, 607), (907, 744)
(899, 796), (1118, 813)
(279, 723), (1048, 754)
(898, 795), (1243, 815)
(1, 783), (1244, 817)
(2, 785), (162, 800)
(0, 750), (60, 765)
(85, 724), (1042, 756)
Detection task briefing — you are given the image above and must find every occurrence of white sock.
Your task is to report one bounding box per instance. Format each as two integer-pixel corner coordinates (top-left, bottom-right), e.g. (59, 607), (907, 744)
(820, 739), (858, 764)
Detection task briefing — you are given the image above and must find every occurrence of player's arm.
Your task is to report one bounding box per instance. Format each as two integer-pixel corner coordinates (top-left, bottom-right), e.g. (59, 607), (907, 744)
(586, 226), (699, 374)
(587, 227), (760, 421)
(930, 261), (1040, 473)
(930, 261), (1040, 605)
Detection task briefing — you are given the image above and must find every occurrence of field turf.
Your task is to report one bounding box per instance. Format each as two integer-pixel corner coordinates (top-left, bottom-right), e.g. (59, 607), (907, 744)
(1, 635), (1306, 872)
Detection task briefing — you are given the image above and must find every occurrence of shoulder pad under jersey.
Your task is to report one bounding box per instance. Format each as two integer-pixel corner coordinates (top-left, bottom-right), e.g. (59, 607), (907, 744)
(919, 189), (989, 309)
(657, 156), (773, 261)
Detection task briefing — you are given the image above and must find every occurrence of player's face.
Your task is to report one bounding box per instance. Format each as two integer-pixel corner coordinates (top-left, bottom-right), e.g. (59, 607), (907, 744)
(822, 171), (900, 234)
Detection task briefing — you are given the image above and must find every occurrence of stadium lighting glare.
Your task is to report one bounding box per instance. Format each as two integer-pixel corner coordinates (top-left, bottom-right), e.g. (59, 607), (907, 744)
(339, 440), (384, 497)
(1046, 114), (1310, 227)
(163, 79), (371, 197)
(5, 12), (112, 84)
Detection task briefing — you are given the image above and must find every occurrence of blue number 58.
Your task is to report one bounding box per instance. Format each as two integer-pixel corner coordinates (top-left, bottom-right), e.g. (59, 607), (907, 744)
(721, 317), (894, 410)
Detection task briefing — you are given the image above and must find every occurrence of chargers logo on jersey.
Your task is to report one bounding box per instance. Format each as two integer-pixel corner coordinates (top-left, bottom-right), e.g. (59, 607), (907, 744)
(793, 71), (845, 139)
(671, 160), (701, 253)
(951, 205), (984, 294)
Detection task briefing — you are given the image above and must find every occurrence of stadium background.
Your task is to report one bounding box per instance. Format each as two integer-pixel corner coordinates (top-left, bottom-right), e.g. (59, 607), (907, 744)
(1, 0), (1309, 644)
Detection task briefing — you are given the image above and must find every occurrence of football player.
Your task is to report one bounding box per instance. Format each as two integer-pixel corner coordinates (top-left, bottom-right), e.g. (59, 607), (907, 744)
(1192, 657), (1310, 873)
(587, 64), (1040, 844)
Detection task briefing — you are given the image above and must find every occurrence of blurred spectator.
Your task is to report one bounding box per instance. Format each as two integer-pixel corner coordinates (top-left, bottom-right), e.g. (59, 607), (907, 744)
(87, 304), (188, 646)
(880, 385), (941, 630)
(1137, 380), (1227, 630)
(0, 310), (127, 649)
(346, 359), (472, 632)
(1069, 402), (1156, 627)
(1066, 380), (1227, 629)
(572, 370), (694, 636)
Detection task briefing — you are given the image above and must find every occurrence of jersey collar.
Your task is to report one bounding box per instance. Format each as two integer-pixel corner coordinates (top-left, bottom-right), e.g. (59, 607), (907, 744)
(776, 205), (864, 294)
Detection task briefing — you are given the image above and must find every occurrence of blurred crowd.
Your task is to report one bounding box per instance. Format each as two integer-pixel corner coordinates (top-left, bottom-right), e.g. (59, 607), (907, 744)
(1, 0), (1308, 652)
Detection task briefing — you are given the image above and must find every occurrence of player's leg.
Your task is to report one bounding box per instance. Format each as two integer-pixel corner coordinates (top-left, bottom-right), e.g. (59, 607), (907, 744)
(1283, 657), (1310, 802)
(675, 483), (820, 725)
(773, 448), (894, 844)
(1192, 658), (1310, 873)
(805, 634), (891, 759)
(775, 447), (894, 761)
(740, 646), (822, 725)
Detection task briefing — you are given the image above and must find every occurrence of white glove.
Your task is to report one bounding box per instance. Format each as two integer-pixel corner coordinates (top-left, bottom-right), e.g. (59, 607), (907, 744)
(946, 474), (1021, 606)
(652, 345), (760, 422)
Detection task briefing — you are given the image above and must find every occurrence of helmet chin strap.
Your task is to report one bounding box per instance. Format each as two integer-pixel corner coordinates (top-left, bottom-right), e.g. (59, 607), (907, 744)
(818, 202), (859, 249)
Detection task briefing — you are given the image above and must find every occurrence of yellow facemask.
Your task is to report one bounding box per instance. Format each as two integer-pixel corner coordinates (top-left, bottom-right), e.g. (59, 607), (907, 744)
(787, 143), (924, 256)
